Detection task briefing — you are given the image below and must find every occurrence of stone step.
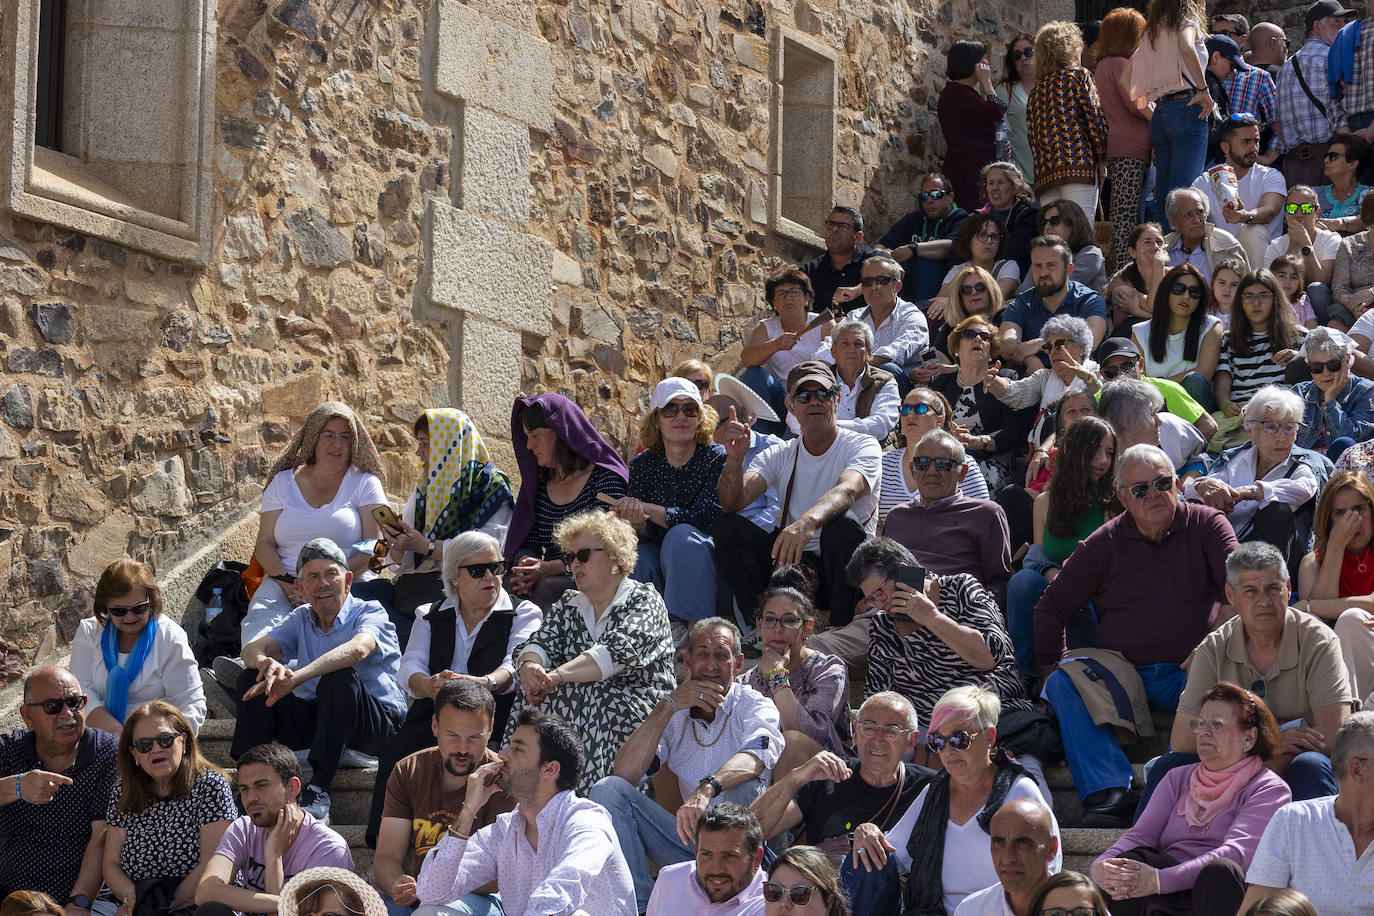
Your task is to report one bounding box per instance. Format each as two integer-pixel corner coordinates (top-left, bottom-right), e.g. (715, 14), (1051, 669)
(335, 824), (374, 881)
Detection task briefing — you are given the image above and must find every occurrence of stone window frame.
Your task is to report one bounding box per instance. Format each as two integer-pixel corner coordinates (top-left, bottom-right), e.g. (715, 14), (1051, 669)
(770, 27), (838, 251)
(0, 0), (217, 264)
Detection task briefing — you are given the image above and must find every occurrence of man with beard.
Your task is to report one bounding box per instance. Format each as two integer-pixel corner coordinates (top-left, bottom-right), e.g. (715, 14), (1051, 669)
(374, 681), (514, 916)
(953, 799), (1060, 916)
(645, 803), (766, 915)
(416, 709), (634, 916)
(998, 237), (1108, 373)
(194, 743), (353, 916)
(1191, 115), (1288, 268)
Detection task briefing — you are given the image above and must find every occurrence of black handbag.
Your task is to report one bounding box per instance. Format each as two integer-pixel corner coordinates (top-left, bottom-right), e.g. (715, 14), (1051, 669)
(132, 877), (194, 916)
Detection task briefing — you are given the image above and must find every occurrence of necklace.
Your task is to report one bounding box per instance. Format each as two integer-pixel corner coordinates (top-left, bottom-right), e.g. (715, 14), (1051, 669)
(1356, 545), (1372, 573)
(690, 702), (735, 747)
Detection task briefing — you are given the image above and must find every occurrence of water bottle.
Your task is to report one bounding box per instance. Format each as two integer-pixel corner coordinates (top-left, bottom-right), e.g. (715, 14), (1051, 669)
(995, 119), (1011, 163)
(205, 588), (223, 625)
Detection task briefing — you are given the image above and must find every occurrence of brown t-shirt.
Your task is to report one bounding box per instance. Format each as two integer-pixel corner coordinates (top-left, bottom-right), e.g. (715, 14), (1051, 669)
(382, 746), (516, 873)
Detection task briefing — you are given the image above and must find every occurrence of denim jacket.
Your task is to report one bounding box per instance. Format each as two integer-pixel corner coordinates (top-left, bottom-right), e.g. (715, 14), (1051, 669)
(1294, 376), (1374, 450)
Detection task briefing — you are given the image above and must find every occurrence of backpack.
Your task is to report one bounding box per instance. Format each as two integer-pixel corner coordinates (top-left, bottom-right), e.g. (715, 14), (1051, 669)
(192, 560), (251, 666)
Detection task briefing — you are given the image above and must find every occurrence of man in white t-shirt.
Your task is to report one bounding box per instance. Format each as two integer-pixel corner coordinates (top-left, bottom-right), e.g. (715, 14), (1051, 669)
(1191, 115), (1288, 268)
(954, 799), (1060, 916)
(714, 360), (881, 631)
(1238, 711), (1374, 916)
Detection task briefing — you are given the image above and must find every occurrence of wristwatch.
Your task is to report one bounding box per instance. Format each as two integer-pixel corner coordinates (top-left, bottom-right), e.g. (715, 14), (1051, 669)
(1301, 245), (1314, 257)
(66, 896), (91, 910)
(698, 775), (723, 799)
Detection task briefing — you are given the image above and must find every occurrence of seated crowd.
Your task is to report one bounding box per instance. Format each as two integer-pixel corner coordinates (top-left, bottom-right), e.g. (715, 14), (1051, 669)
(13, 3), (1374, 915)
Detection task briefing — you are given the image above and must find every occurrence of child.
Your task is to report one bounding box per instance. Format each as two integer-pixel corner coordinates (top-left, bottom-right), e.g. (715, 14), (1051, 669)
(1209, 257), (1246, 331)
(1214, 268), (1306, 416)
(1270, 253), (1319, 329)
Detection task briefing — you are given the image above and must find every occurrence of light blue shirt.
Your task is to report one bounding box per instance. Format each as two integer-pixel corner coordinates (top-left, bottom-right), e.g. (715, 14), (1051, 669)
(741, 430), (781, 530)
(269, 594), (406, 717)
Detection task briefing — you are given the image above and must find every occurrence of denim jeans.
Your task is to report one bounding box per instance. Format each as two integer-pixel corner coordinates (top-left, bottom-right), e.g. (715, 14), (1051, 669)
(740, 366), (789, 437)
(411, 895), (503, 916)
(876, 360), (915, 399)
(1005, 569), (1099, 677)
(1043, 661), (1187, 799)
(631, 523), (717, 622)
(589, 774), (764, 912)
(841, 854), (901, 916)
(1150, 94), (1210, 231)
(1179, 370), (1217, 414)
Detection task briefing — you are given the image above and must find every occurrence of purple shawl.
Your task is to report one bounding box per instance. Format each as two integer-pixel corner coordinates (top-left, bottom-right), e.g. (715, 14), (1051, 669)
(505, 393), (629, 562)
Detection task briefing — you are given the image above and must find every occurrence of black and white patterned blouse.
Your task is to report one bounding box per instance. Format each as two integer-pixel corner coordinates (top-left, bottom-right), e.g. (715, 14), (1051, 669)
(628, 442), (726, 543)
(865, 573), (1033, 725)
(513, 466), (627, 562)
(106, 769), (237, 882)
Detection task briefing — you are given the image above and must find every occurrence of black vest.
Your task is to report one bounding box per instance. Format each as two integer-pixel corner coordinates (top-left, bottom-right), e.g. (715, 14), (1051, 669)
(413, 600), (518, 744)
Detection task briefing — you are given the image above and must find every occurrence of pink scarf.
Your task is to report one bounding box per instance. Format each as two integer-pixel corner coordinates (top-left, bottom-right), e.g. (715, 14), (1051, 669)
(1177, 755), (1262, 829)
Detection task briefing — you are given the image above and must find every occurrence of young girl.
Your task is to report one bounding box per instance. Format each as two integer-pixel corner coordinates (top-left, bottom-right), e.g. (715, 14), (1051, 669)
(1209, 258), (1246, 331)
(1214, 269), (1306, 416)
(1131, 263), (1223, 411)
(1270, 253), (1320, 329)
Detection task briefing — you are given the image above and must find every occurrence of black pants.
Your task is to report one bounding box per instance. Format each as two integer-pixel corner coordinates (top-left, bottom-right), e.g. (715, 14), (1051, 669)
(194, 903), (235, 916)
(997, 483), (1035, 558)
(230, 666), (402, 789)
(1107, 847), (1244, 916)
(712, 512), (866, 627)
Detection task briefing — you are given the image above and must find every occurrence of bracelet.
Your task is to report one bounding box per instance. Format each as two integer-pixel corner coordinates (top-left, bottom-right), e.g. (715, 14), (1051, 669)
(767, 670), (792, 691)
(14, 771), (21, 802)
(446, 823), (471, 840)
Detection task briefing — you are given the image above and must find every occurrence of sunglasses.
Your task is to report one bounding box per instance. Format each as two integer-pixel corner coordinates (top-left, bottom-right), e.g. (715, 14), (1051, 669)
(1044, 214), (1064, 227)
(961, 328), (993, 342)
(1123, 474), (1175, 499)
(108, 600), (153, 619)
(860, 275), (897, 288)
(918, 189), (948, 202)
(1010, 47), (1034, 61)
(457, 561), (505, 579)
(1311, 358), (1344, 374)
(686, 377), (710, 391)
(758, 614), (804, 630)
(959, 282), (989, 297)
(899, 402), (938, 416)
(131, 732), (180, 754)
(913, 456), (960, 472)
(1285, 202), (1318, 215)
(762, 883), (821, 906)
(1171, 281), (1204, 300)
(1325, 150), (1351, 162)
(927, 729), (980, 753)
(563, 547), (606, 566)
(1042, 339), (1075, 352)
(25, 695), (88, 716)
(792, 388), (836, 404)
(1100, 361), (1135, 379)
(659, 402), (701, 418)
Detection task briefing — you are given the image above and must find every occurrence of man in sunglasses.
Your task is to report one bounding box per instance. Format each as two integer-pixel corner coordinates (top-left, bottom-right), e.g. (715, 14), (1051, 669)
(801, 206), (876, 312)
(1190, 113), (1286, 267)
(1093, 338), (1219, 444)
(231, 538), (406, 823)
(645, 803), (766, 915)
(1264, 186), (1340, 304)
(1035, 445), (1238, 826)
(875, 173), (969, 305)
(823, 255), (929, 399)
(0, 666), (117, 914)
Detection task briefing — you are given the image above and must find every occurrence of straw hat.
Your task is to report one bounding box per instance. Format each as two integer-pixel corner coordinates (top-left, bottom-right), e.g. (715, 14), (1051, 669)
(279, 867), (388, 916)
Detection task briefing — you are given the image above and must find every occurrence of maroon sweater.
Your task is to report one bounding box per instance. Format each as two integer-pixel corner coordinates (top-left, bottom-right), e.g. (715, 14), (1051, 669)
(1033, 501), (1238, 667)
(883, 494), (1012, 602)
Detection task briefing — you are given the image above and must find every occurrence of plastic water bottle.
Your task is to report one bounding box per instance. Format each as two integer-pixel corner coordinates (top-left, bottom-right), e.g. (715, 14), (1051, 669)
(205, 588), (223, 625)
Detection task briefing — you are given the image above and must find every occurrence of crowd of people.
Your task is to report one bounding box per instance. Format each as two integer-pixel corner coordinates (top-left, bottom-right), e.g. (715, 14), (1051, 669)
(8, 1), (1374, 914)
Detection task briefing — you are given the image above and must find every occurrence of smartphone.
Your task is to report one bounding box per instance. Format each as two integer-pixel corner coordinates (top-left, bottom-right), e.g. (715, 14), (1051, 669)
(896, 564), (926, 590)
(371, 505), (402, 530)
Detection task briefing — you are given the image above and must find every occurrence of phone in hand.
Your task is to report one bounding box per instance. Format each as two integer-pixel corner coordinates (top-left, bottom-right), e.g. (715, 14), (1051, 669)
(371, 505), (402, 530)
(893, 565), (926, 621)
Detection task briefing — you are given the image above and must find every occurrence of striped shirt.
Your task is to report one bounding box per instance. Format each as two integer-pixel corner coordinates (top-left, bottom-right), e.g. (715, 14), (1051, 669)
(1219, 331), (1292, 403)
(1275, 38), (1333, 151)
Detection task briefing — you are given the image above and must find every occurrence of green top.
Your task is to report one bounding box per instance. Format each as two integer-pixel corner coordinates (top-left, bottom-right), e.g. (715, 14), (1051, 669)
(1043, 503), (1107, 564)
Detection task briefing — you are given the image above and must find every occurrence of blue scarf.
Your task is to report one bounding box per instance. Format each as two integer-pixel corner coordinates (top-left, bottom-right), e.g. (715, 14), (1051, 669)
(101, 617), (159, 723)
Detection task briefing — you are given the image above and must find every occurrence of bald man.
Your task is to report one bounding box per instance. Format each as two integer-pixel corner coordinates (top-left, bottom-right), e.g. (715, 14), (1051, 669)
(1248, 23), (1290, 78)
(954, 799), (1060, 916)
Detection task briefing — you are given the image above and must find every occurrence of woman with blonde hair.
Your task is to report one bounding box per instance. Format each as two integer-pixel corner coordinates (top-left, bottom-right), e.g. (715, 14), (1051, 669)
(1027, 21), (1109, 219)
(672, 358), (715, 397)
(0, 892), (63, 916)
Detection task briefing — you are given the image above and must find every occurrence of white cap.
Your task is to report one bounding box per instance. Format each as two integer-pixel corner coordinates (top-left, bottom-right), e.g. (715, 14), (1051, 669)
(650, 377), (702, 410)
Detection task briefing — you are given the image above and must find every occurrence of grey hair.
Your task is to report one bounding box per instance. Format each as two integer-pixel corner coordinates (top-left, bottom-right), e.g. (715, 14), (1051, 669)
(858, 690), (921, 733)
(1332, 711), (1374, 783)
(1242, 385), (1305, 425)
(1099, 378), (1165, 435)
(1165, 186), (1209, 222)
(917, 428), (968, 465)
(832, 317), (875, 350)
(685, 616), (742, 656)
(1114, 443), (1175, 490)
(1041, 314), (1093, 350)
(863, 253), (905, 279)
(845, 536), (917, 588)
(1225, 540), (1290, 586)
(1303, 326), (1356, 360)
(441, 531), (503, 603)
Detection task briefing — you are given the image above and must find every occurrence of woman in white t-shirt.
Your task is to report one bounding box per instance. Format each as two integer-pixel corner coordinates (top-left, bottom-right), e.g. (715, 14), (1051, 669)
(739, 267), (834, 434)
(242, 401), (387, 645)
(1131, 263), (1223, 412)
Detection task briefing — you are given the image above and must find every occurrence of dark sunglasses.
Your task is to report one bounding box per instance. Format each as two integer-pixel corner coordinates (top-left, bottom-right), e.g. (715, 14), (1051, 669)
(1010, 47), (1034, 61)
(792, 388), (837, 404)
(108, 600), (153, 619)
(1044, 214), (1064, 227)
(762, 883), (820, 906)
(1101, 361), (1134, 379)
(1285, 202), (1318, 215)
(25, 695), (88, 716)
(918, 189), (948, 202)
(687, 377), (710, 391)
(457, 561), (505, 579)
(913, 456), (959, 472)
(959, 282), (989, 296)
(899, 402), (938, 416)
(659, 402), (701, 418)
(131, 732), (180, 754)
(563, 547), (606, 566)
(1042, 339), (1075, 351)
(1124, 474), (1175, 499)
(860, 275), (896, 288)
(927, 729), (980, 753)
(961, 328), (993, 342)
(1311, 358), (1344, 374)
(1171, 281), (1204, 300)
(1325, 150), (1351, 162)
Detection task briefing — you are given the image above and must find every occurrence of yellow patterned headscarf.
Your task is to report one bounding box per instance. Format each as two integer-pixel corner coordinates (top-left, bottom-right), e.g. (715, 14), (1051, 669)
(415, 408), (515, 540)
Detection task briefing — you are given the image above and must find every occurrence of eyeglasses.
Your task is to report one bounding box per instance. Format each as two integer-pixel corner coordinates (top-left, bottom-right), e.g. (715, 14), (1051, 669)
(913, 456), (960, 472)
(457, 561), (505, 579)
(1325, 150), (1351, 162)
(900, 402), (938, 416)
(1123, 474), (1175, 499)
(1241, 292), (1274, 305)
(824, 220), (856, 231)
(316, 431), (355, 443)
(792, 388), (837, 404)
(1311, 358), (1344, 374)
(659, 402), (701, 418)
(25, 695), (87, 716)
(1010, 47), (1034, 61)
(131, 732), (181, 754)
(1101, 361), (1135, 379)
(107, 600), (153, 619)
(758, 613), (804, 630)
(861, 275), (897, 288)
(1045, 214), (1064, 227)
(762, 883), (820, 906)
(1188, 718), (1237, 735)
(1285, 202), (1318, 215)
(927, 729), (980, 753)
(918, 189), (948, 202)
(774, 287), (808, 301)
(974, 231), (1002, 243)
(1253, 421), (1298, 436)
(1171, 282), (1204, 300)
(961, 328), (993, 342)
(856, 720), (913, 740)
(959, 282), (989, 297)
(562, 547), (606, 566)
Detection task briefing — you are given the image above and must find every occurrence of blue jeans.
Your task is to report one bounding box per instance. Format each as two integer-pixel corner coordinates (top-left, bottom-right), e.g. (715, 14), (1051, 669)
(1136, 748), (1336, 820)
(632, 524), (717, 622)
(740, 366), (789, 437)
(1179, 370), (1217, 414)
(1329, 436), (1357, 463)
(841, 854), (901, 916)
(1043, 661), (1188, 799)
(1006, 569), (1099, 676)
(411, 896), (503, 916)
(1151, 94), (1210, 232)
(590, 774), (764, 912)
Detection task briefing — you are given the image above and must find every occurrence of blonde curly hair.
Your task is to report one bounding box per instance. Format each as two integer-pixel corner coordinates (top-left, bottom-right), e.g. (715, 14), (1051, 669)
(1033, 20), (1085, 79)
(555, 510), (639, 574)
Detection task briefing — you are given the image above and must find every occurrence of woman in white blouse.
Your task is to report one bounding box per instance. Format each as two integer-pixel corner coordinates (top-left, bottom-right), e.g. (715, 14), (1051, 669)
(71, 559), (205, 734)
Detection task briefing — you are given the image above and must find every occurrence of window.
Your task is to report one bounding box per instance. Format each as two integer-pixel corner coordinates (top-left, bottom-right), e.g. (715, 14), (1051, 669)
(35, 0), (64, 151)
(772, 30), (837, 249)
